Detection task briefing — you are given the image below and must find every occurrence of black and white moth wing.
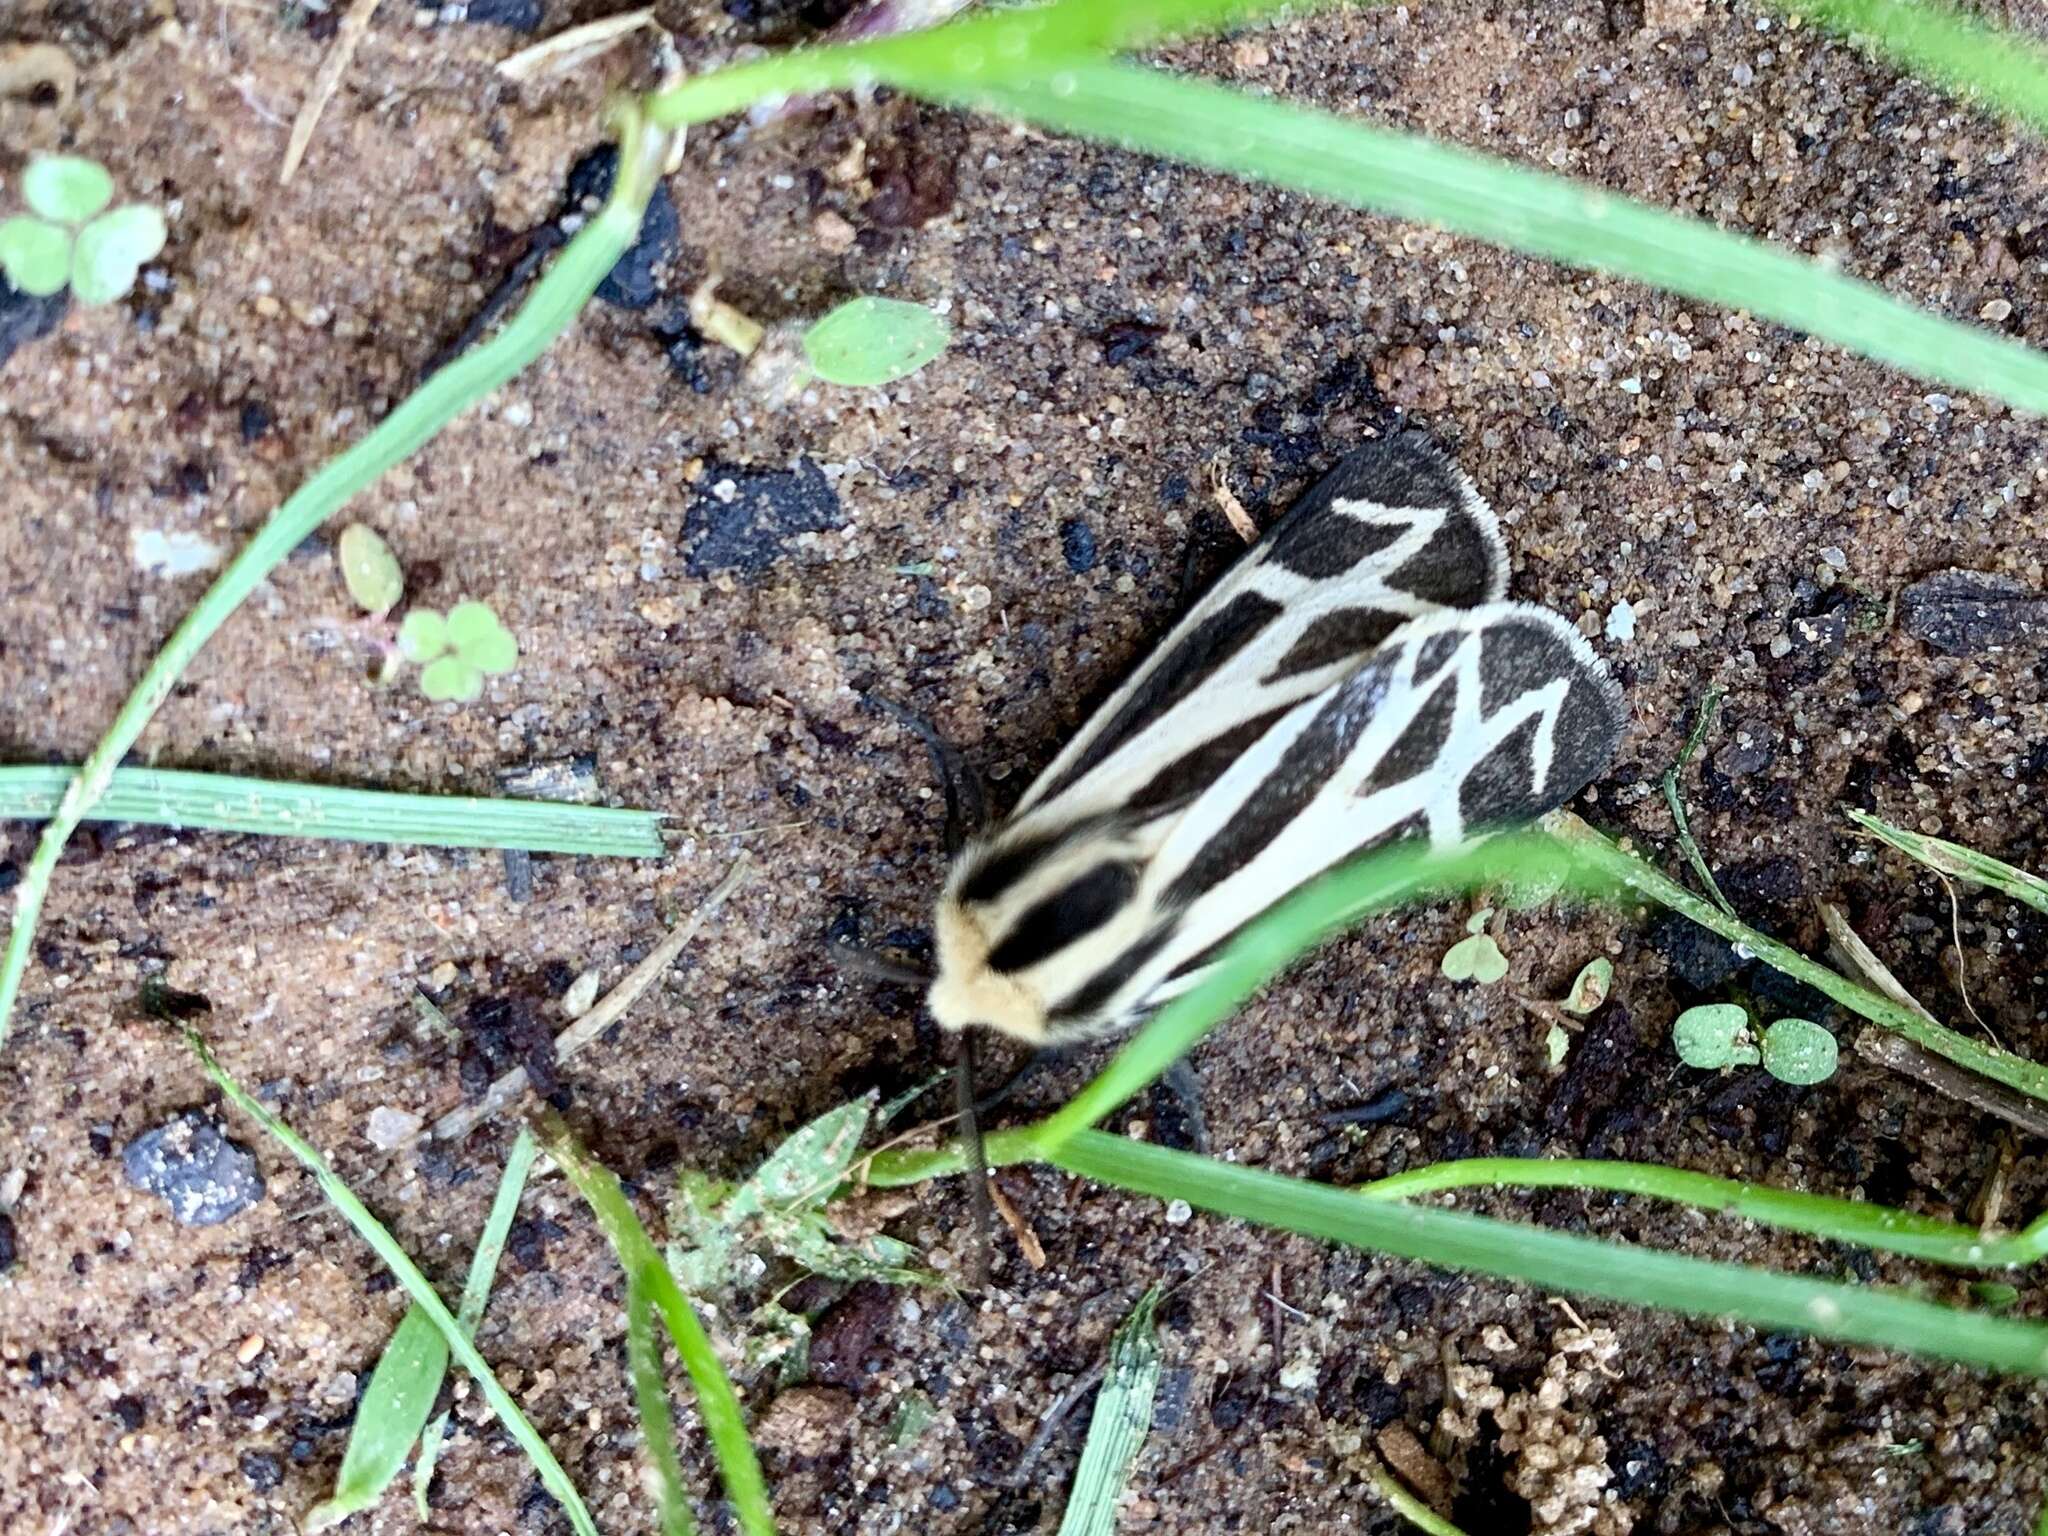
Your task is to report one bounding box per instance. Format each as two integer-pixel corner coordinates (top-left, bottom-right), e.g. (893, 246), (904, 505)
(1028, 602), (1626, 1039)
(1008, 432), (1509, 827)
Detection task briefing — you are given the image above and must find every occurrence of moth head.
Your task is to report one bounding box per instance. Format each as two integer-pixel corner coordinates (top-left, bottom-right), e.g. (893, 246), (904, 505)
(927, 895), (1051, 1044)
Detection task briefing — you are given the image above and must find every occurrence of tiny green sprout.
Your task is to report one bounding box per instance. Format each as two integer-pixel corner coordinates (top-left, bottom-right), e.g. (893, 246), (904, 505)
(1760, 1018), (1838, 1085)
(338, 524), (404, 617)
(1545, 1023), (1571, 1068)
(398, 601), (518, 703)
(1441, 932), (1508, 985)
(801, 296), (951, 387)
(1672, 1003), (1759, 1069)
(1972, 1281), (2021, 1312)
(1560, 957), (1613, 1016)
(0, 154), (165, 304)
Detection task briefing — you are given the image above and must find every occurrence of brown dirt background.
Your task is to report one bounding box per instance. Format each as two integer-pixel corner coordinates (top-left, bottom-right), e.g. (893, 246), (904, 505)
(5, 0), (2048, 1532)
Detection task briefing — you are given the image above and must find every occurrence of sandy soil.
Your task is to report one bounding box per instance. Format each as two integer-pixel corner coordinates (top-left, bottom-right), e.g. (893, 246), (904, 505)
(4, 1), (2048, 1532)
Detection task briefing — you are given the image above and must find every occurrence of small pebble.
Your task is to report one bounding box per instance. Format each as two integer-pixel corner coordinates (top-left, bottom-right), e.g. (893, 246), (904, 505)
(1604, 600), (1636, 643)
(562, 968), (602, 1019)
(366, 1106), (424, 1150)
(1164, 1199), (1194, 1226)
(236, 1333), (266, 1365)
(122, 1112), (266, 1226)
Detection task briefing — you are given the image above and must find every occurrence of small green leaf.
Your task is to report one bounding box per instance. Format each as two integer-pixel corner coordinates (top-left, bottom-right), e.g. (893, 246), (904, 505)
(462, 623), (518, 675)
(1761, 1018), (1838, 1086)
(1972, 1281), (2021, 1312)
(724, 1093), (875, 1222)
(420, 655), (482, 702)
(1464, 907), (1494, 935)
(1545, 1023), (1570, 1067)
(69, 204), (165, 305)
(305, 1306), (449, 1529)
(396, 610), (448, 663)
(801, 296), (951, 387)
(1673, 1003), (1758, 1069)
(0, 216), (73, 297)
(445, 600), (502, 649)
(1559, 957), (1612, 1016)
(1440, 932), (1508, 985)
(338, 524), (404, 616)
(23, 155), (114, 224)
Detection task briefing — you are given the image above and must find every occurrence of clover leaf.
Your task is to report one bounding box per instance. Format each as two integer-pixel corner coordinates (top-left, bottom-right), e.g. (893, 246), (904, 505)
(1441, 932), (1509, 985)
(2, 155), (165, 306)
(396, 602), (518, 703)
(1760, 1018), (1838, 1085)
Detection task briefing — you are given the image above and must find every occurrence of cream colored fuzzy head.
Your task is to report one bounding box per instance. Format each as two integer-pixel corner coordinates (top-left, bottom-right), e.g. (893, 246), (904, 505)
(926, 894), (1051, 1044)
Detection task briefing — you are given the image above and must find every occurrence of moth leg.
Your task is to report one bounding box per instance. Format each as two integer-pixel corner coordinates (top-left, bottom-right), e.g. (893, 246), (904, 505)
(1151, 1056), (1211, 1155)
(865, 696), (990, 857)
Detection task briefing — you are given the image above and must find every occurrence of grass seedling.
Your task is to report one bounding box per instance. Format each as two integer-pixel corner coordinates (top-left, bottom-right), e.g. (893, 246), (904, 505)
(308, 1129), (536, 1528)
(1661, 688), (1735, 917)
(191, 1036), (600, 1536)
(0, 764), (664, 856)
(543, 1119), (776, 1536)
(0, 154), (165, 303)
(1847, 806), (2048, 916)
(1054, 1286), (1163, 1536)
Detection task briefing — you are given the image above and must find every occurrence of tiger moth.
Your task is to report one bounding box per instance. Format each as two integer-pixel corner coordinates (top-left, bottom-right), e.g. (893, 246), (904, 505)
(925, 430), (1626, 1046)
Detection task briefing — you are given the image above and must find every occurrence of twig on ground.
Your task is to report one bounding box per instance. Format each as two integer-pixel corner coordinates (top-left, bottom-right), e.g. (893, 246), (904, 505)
(497, 9), (657, 82)
(1209, 460), (1259, 543)
(429, 855), (753, 1141)
(281, 0), (379, 184)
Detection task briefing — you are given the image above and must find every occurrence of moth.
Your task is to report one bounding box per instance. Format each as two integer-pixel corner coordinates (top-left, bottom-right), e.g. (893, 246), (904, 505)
(925, 431), (1625, 1047)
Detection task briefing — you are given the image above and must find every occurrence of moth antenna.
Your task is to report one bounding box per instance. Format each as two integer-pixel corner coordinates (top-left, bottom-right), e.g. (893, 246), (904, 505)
(955, 1029), (995, 1290)
(864, 695), (989, 855)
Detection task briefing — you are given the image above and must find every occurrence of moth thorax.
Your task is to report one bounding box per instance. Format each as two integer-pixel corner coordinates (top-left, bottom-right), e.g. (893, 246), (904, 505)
(928, 896), (1051, 1044)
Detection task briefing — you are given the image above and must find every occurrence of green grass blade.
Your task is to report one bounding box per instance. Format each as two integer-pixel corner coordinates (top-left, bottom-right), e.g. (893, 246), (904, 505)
(1845, 807), (2048, 916)
(1368, 1463), (1470, 1536)
(1055, 1286), (1163, 1536)
(626, 1270), (700, 1536)
(646, 0), (1329, 127)
(1546, 811), (2048, 1102)
(192, 1036), (600, 1536)
(306, 1305), (449, 1530)
(0, 765), (664, 857)
(1360, 1156), (2048, 1268)
(1050, 1130), (2048, 1377)
(414, 1128), (539, 1518)
(1027, 834), (1602, 1159)
(545, 1122), (778, 1536)
(0, 111), (675, 1052)
(1765, 0), (2048, 135)
(899, 60), (2048, 417)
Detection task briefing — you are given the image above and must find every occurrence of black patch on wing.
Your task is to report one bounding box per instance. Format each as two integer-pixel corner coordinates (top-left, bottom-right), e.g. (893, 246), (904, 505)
(1047, 923), (1177, 1030)
(956, 813), (1111, 906)
(987, 861), (1139, 975)
(1478, 615), (1584, 715)
(1128, 705), (1293, 815)
(1261, 435), (1466, 578)
(1163, 653), (1399, 907)
(1359, 674), (1456, 795)
(1041, 591), (1283, 802)
(1262, 607), (1405, 682)
(1459, 715), (1545, 828)
(1386, 508), (1497, 605)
